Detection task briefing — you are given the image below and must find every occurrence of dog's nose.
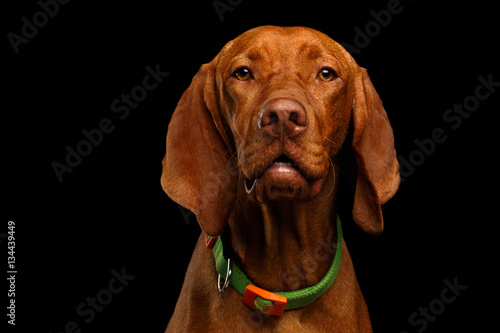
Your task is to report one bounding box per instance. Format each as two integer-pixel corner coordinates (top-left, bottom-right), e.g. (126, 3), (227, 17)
(259, 99), (308, 139)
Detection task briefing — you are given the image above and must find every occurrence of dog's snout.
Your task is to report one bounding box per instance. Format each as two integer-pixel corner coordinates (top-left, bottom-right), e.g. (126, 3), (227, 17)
(259, 99), (308, 138)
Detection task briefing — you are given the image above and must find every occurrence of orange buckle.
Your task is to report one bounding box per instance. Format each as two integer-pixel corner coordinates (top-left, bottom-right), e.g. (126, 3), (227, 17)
(242, 285), (287, 316)
(205, 236), (217, 249)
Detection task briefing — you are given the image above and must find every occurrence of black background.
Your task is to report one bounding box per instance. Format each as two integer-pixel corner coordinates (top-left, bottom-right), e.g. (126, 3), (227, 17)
(4, 0), (498, 332)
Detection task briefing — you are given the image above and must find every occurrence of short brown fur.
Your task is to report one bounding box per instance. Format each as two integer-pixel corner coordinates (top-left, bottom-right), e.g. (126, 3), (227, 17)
(161, 26), (399, 332)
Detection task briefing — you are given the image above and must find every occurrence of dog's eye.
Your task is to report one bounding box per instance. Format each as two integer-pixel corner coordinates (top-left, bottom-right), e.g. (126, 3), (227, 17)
(233, 67), (252, 81)
(318, 68), (336, 82)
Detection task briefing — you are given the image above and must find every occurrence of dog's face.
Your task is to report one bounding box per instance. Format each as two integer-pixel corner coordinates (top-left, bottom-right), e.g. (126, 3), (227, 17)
(161, 26), (399, 236)
(215, 27), (355, 203)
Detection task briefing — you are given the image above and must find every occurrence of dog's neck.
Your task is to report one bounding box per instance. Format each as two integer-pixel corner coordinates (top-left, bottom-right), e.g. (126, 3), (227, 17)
(227, 170), (339, 292)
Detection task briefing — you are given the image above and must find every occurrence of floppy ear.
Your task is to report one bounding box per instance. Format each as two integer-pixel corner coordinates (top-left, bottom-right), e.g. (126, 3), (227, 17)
(161, 57), (238, 237)
(351, 67), (400, 235)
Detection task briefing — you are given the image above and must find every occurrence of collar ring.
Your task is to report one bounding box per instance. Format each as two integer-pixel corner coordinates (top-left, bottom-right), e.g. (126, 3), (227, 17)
(218, 258), (232, 293)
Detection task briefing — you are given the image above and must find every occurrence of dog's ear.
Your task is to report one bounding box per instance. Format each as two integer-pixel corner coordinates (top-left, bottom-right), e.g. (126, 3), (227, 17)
(161, 56), (237, 237)
(351, 67), (400, 235)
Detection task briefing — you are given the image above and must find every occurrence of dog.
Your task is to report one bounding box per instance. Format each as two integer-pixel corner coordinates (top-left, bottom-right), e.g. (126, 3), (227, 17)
(161, 25), (400, 332)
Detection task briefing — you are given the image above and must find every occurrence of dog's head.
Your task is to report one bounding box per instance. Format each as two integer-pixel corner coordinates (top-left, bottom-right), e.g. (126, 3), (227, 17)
(161, 26), (400, 237)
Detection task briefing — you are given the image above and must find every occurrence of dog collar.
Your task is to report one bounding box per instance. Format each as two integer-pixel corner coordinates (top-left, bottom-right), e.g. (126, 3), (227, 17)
(206, 216), (343, 316)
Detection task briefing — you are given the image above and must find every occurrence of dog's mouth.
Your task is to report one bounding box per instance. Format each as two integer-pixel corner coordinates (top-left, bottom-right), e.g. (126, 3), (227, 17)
(244, 154), (324, 201)
(244, 154), (295, 193)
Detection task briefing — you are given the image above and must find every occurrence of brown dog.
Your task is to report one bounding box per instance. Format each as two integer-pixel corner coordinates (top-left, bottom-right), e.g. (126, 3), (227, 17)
(161, 26), (399, 332)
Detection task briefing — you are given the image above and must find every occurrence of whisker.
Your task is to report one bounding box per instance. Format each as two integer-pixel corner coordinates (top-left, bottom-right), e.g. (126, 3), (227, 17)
(223, 140), (236, 159)
(323, 155), (337, 201)
(323, 137), (336, 145)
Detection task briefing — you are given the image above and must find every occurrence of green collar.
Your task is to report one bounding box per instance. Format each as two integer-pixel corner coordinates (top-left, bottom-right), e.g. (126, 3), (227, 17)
(207, 216), (343, 316)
